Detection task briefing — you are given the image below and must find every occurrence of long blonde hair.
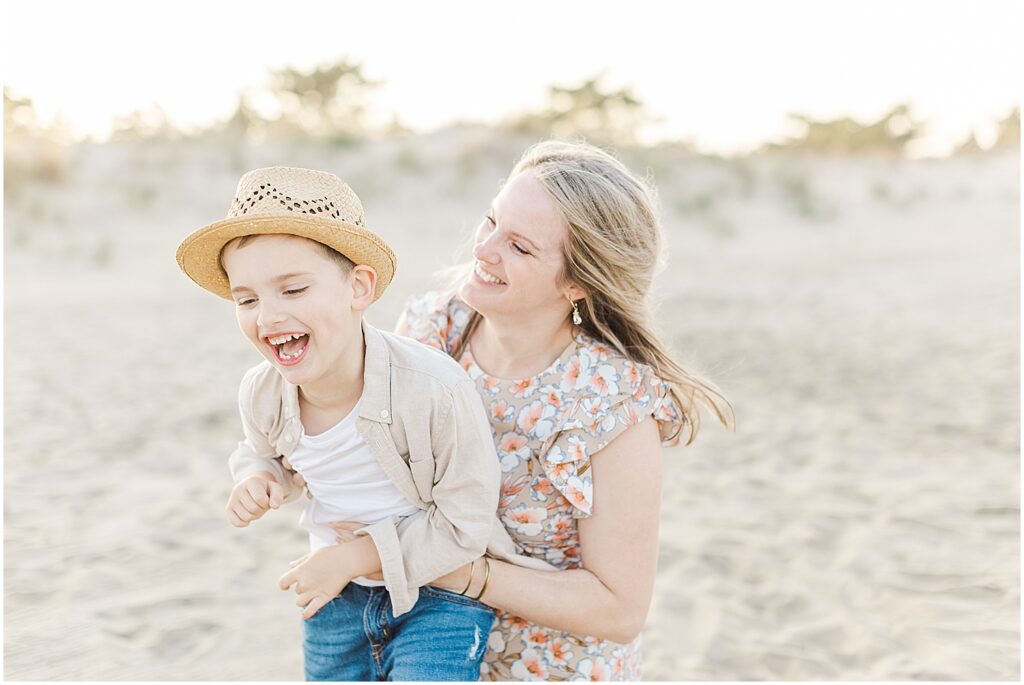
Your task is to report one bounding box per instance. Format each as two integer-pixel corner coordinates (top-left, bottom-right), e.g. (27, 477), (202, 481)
(457, 140), (734, 444)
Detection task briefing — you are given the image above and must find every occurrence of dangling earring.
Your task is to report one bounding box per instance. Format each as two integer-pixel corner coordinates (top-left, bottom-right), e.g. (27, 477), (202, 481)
(571, 300), (582, 326)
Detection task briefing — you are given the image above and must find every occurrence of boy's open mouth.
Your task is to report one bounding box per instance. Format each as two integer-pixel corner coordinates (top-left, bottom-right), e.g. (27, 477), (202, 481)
(265, 332), (310, 366)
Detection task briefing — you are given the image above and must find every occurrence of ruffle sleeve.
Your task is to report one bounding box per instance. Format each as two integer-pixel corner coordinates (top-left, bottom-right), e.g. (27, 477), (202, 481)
(537, 354), (684, 519)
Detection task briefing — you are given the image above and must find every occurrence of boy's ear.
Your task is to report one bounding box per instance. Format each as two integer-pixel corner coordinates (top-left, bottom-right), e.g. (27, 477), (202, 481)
(349, 265), (377, 311)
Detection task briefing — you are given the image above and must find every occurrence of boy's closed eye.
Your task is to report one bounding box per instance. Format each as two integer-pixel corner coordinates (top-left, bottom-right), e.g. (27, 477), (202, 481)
(235, 286), (308, 306)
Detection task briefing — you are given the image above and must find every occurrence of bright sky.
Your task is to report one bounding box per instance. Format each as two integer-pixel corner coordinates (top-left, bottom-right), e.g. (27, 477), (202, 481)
(2, 0), (1020, 156)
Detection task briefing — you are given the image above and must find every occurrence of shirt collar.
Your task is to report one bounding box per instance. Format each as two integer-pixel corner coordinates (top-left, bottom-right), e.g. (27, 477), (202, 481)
(278, 318), (392, 425)
(357, 319), (393, 424)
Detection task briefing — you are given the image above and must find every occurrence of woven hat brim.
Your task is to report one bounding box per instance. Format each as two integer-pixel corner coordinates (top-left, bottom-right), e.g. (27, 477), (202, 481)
(175, 215), (397, 302)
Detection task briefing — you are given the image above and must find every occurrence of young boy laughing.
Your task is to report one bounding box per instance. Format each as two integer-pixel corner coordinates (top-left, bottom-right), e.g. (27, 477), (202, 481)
(176, 167), (547, 681)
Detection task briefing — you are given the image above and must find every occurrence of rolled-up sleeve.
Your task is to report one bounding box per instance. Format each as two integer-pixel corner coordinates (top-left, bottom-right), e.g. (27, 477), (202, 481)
(227, 366), (301, 502)
(358, 378), (499, 616)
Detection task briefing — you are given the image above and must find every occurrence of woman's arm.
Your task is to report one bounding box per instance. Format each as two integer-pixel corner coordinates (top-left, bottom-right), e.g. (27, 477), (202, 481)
(437, 417), (664, 644)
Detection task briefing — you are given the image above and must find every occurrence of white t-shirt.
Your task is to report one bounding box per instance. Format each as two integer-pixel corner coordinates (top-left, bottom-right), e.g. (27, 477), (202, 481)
(289, 399), (420, 586)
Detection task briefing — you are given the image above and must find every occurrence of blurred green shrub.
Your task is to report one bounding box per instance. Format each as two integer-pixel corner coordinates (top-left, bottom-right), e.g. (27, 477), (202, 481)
(220, 57), (381, 143)
(765, 104), (923, 156)
(4, 87), (67, 190)
(506, 73), (655, 146)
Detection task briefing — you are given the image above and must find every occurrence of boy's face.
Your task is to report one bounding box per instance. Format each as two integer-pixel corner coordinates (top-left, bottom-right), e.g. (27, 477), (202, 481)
(222, 234), (371, 388)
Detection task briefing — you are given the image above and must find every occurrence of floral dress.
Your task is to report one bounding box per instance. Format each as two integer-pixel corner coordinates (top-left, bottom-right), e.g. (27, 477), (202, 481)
(398, 292), (683, 681)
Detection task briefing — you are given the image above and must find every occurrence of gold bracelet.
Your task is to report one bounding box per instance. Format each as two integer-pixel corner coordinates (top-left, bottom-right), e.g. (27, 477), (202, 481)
(459, 559), (477, 596)
(471, 557), (491, 601)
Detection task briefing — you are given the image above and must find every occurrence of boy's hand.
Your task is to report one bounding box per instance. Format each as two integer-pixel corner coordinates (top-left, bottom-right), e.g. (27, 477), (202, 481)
(226, 472), (284, 527)
(279, 546), (355, 620)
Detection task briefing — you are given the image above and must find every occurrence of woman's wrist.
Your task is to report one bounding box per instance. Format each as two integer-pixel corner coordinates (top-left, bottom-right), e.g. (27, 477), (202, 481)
(434, 560), (476, 593)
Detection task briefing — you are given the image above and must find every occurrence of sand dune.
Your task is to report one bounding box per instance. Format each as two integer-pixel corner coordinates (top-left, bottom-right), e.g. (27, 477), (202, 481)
(4, 131), (1018, 680)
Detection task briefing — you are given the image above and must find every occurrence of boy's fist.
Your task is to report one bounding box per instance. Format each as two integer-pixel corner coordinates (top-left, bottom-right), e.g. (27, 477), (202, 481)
(226, 472), (284, 527)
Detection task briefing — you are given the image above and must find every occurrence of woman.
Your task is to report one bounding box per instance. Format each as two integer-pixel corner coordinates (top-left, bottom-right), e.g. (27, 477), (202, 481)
(364, 140), (734, 680)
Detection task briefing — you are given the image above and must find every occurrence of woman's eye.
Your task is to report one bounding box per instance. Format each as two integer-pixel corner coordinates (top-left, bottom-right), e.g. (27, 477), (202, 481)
(485, 215), (496, 228)
(236, 298), (256, 307)
(511, 242), (530, 255)
(284, 287), (309, 296)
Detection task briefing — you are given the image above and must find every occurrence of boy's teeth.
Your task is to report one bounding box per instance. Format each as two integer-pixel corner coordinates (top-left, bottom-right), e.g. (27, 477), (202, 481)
(269, 333), (304, 344)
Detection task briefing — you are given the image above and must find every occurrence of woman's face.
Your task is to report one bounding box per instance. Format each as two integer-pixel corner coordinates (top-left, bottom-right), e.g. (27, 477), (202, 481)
(460, 171), (581, 322)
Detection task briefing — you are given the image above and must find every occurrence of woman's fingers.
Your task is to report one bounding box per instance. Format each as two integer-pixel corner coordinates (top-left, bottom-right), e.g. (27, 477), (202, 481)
(328, 521), (366, 532)
(302, 594), (330, 620)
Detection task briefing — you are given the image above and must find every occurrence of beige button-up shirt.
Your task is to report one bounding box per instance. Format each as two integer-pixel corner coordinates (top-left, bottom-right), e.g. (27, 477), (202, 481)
(228, 320), (551, 616)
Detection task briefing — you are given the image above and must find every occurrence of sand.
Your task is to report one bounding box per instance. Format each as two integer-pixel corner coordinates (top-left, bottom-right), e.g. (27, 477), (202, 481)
(3, 129), (1019, 680)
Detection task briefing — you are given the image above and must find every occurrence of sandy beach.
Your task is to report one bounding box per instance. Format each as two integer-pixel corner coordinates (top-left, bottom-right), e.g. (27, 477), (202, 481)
(3, 130), (1019, 679)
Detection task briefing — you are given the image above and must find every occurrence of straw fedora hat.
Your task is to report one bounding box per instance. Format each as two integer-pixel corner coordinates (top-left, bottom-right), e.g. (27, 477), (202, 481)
(176, 167), (396, 301)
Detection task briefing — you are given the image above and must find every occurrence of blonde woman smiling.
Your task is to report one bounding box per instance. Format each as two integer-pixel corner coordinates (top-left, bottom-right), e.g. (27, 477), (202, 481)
(332, 140), (735, 681)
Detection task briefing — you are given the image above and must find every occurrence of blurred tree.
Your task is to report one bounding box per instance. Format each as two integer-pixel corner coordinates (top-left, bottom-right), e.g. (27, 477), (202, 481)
(4, 87), (66, 186)
(220, 92), (268, 141)
(766, 104), (923, 156)
(4, 87), (38, 138)
(110, 104), (180, 141)
(993, 107), (1020, 149)
(262, 57), (381, 142)
(953, 108), (1019, 155)
(509, 73), (654, 145)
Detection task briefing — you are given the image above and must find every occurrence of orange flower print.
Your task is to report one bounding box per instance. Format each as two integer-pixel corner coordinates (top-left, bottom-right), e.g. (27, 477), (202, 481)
(546, 460), (573, 481)
(591, 363), (620, 396)
(516, 400), (557, 440)
(611, 654), (626, 678)
(490, 399), (515, 423)
(562, 476), (592, 514)
(530, 476), (555, 502)
(499, 474), (530, 509)
(561, 355), (581, 392)
(565, 434), (588, 462)
(497, 432), (530, 472)
(547, 512), (574, 537)
(511, 648), (550, 681)
(481, 374), (501, 396)
(487, 628), (506, 653)
(524, 627), (551, 648)
(579, 397), (615, 434)
(540, 385), (563, 408)
(546, 637), (575, 667)
(511, 376), (540, 398)
(578, 657), (612, 681)
(623, 363), (642, 388)
(631, 379), (650, 402)
(508, 614), (530, 632)
(502, 503), (548, 537)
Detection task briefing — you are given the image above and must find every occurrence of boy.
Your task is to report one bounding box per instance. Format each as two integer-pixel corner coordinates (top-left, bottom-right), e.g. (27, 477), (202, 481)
(175, 167), (548, 681)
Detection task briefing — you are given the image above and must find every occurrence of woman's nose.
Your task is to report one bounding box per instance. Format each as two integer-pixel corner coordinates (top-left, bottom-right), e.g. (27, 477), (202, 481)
(473, 234), (500, 264)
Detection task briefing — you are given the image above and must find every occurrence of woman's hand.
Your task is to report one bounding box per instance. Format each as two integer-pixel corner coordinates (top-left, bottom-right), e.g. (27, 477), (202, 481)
(327, 521), (384, 581)
(326, 522), (478, 589)
(328, 520), (367, 544)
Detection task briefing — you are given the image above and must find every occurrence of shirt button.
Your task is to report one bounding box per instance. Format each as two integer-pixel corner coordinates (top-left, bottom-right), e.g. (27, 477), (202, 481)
(379, 409), (389, 419)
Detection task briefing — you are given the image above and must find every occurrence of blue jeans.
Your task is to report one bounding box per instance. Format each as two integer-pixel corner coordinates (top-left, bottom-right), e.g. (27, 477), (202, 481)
(302, 583), (496, 681)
